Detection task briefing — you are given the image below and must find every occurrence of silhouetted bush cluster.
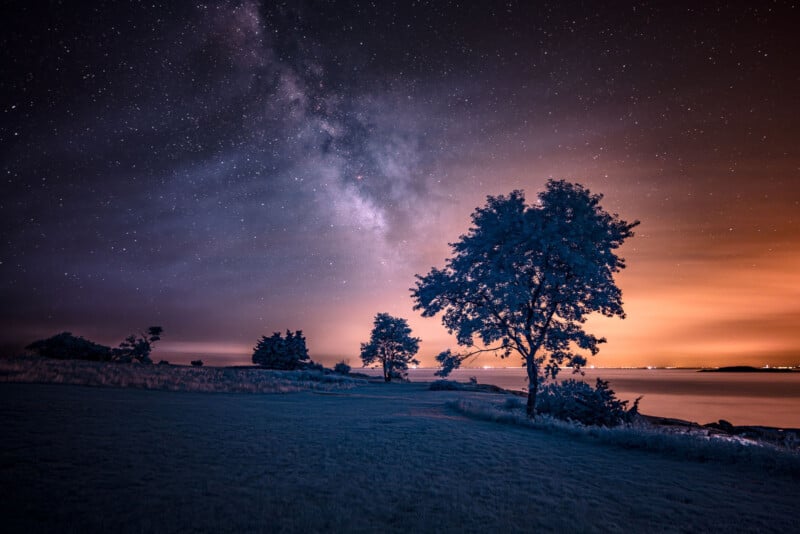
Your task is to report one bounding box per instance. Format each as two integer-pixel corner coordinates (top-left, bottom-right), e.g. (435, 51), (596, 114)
(333, 361), (351, 375)
(190, 360), (203, 367)
(25, 327), (163, 364)
(25, 332), (113, 362)
(252, 330), (310, 370)
(536, 378), (640, 427)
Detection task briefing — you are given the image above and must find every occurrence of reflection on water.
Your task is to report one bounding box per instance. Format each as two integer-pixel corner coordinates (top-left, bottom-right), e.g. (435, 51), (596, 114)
(362, 368), (800, 428)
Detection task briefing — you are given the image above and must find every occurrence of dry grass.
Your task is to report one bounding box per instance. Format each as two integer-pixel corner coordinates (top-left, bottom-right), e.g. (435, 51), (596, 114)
(0, 357), (363, 393)
(450, 397), (800, 477)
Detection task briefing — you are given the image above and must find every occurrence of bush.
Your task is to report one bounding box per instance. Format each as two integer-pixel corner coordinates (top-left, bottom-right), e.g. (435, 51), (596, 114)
(190, 360), (203, 367)
(26, 332), (112, 362)
(334, 361), (351, 375)
(26, 328), (164, 364)
(536, 378), (640, 427)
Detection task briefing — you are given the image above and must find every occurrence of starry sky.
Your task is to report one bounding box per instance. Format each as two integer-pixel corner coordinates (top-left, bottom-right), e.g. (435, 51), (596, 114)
(2, 1), (799, 367)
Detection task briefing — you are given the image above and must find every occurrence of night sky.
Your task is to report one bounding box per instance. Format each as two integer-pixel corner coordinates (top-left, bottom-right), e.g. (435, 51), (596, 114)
(2, 1), (798, 367)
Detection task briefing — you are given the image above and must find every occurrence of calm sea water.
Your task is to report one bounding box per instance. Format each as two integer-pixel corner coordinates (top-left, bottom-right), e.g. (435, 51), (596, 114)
(361, 367), (800, 428)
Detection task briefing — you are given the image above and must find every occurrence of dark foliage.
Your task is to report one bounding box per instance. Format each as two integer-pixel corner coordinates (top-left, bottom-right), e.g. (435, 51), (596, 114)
(112, 326), (163, 364)
(536, 378), (641, 427)
(360, 313), (420, 382)
(26, 327), (163, 364)
(25, 332), (112, 361)
(433, 349), (461, 377)
(413, 180), (637, 416)
(333, 361), (351, 374)
(252, 330), (310, 370)
(190, 359), (203, 367)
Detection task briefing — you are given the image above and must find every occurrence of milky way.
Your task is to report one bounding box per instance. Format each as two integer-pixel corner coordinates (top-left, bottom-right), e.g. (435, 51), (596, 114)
(2, 2), (798, 366)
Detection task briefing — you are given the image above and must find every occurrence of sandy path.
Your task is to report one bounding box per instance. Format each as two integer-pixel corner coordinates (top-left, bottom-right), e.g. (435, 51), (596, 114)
(0, 382), (796, 532)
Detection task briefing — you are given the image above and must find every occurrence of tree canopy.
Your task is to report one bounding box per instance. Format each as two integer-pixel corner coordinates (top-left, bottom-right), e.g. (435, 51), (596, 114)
(412, 180), (638, 416)
(252, 330), (310, 370)
(113, 326), (163, 364)
(360, 313), (421, 382)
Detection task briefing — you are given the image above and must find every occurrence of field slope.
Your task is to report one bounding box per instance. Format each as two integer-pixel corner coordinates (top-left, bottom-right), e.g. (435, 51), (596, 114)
(1, 382), (797, 532)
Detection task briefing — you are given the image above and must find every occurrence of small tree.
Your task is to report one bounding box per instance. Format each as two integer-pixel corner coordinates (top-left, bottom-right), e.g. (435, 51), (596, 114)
(252, 329), (310, 370)
(360, 313), (420, 382)
(112, 326), (163, 364)
(190, 359), (204, 367)
(412, 180), (637, 417)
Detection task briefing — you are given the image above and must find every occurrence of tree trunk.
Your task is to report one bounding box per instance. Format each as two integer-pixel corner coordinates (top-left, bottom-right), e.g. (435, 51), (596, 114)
(523, 309), (554, 418)
(383, 360), (390, 382)
(525, 358), (538, 418)
(526, 377), (538, 418)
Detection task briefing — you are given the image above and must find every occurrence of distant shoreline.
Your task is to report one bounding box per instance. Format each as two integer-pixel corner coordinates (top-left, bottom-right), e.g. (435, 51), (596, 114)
(698, 366), (798, 373)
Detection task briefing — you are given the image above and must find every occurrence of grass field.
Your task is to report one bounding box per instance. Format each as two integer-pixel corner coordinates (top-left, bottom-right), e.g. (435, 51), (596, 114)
(1, 381), (798, 532)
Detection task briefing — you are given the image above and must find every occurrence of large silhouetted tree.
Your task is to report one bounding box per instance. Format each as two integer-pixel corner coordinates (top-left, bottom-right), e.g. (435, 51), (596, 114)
(360, 313), (421, 382)
(252, 330), (310, 369)
(412, 180), (638, 417)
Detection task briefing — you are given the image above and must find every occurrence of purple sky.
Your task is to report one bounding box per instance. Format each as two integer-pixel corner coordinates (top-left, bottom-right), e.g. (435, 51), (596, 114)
(2, 1), (798, 367)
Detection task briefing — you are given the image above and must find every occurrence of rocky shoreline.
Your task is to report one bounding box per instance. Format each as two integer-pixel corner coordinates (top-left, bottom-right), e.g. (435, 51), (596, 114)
(429, 378), (800, 450)
(642, 414), (799, 450)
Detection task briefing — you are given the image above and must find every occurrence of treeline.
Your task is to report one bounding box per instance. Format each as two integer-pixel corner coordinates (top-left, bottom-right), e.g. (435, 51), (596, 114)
(23, 326), (349, 374)
(26, 327), (163, 364)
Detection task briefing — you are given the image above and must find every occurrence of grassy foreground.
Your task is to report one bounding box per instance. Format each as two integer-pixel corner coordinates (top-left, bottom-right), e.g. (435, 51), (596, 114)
(1, 380), (798, 533)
